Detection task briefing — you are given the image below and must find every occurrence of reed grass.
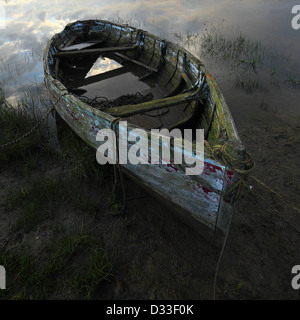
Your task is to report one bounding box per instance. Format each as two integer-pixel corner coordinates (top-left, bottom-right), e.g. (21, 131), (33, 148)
(0, 89), (117, 299)
(0, 93), (46, 164)
(172, 25), (290, 94)
(0, 234), (115, 299)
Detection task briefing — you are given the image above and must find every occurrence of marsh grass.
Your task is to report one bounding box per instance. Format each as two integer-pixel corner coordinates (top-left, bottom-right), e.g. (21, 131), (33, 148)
(0, 97), (46, 164)
(199, 28), (283, 93)
(0, 89), (117, 299)
(0, 234), (115, 299)
(1, 148), (106, 232)
(43, 233), (94, 276)
(0, 247), (44, 299)
(0, 96), (113, 230)
(71, 247), (115, 299)
(2, 177), (66, 231)
(174, 25), (290, 94)
(200, 29), (268, 68)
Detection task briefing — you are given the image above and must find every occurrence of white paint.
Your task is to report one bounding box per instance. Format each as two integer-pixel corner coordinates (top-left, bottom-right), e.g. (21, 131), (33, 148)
(292, 5), (300, 30)
(292, 265), (300, 290)
(0, 265), (5, 290)
(95, 122), (204, 175)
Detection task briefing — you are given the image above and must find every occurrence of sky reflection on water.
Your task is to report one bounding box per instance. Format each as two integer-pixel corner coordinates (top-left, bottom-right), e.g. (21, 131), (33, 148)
(0, 0), (299, 126)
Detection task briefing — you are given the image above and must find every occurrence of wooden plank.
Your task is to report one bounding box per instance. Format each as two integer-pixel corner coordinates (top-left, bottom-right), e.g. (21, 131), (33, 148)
(105, 88), (204, 117)
(61, 41), (104, 51)
(113, 52), (158, 72)
(53, 45), (138, 57)
(164, 76), (185, 97)
(58, 34), (77, 50)
(182, 72), (193, 88)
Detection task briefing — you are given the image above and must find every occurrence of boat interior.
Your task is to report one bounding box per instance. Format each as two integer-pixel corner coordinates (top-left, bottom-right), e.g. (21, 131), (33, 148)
(47, 19), (257, 176)
(47, 20), (226, 142)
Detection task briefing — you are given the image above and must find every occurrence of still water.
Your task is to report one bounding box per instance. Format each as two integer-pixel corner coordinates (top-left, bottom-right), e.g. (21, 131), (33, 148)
(0, 0), (300, 129)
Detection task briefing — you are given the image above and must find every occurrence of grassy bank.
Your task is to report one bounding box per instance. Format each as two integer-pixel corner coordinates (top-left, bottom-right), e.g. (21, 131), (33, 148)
(1, 88), (300, 300)
(0, 95), (118, 299)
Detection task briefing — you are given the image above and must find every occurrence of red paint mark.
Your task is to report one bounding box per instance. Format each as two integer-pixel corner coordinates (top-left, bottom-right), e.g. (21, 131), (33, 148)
(226, 169), (234, 186)
(226, 170), (234, 179)
(50, 92), (58, 100)
(67, 111), (78, 121)
(204, 161), (222, 173)
(193, 184), (215, 201)
(90, 125), (101, 134)
(195, 183), (212, 194)
(202, 186), (212, 194)
(147, 155), (159, 165)
(47, 90), (79, 122)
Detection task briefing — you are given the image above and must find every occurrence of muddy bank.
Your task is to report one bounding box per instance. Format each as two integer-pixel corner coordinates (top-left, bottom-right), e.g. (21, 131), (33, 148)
(0, 112), (299, 299)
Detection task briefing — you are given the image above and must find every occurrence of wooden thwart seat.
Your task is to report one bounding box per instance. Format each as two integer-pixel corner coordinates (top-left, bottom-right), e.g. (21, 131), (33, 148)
(61, 41), (105, 51)
(53, 45), (139, 57)
(105, 88), (205, 117)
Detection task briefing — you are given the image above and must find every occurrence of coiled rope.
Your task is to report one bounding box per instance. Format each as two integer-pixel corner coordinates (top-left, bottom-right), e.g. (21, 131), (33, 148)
(79, 92), (153, 111)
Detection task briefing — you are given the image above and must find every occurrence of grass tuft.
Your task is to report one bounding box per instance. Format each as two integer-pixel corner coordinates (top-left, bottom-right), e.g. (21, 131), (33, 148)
(0, 99), (46, 164)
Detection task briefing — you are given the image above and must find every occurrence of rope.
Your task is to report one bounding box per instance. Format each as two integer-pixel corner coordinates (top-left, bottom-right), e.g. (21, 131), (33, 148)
(205, 140), (254, 203)
(107, 117), (127, 216)
(250, 175), (300, 214)
(205, 140), (299, 213)
(213, 199), (234, 300)
(208, 138), (300, 299)
(0, 94), (64, 149)
(204, 139), (254, 300)
(79, 92), (153, 111)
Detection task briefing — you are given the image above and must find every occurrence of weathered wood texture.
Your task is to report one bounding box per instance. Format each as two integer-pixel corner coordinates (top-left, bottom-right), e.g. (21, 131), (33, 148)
(106, 89), (204, 117)
(43, 19), (249, 245)
(53, 45), (138, 57)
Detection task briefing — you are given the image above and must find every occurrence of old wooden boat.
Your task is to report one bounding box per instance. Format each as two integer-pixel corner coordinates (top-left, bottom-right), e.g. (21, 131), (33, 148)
(43, 20), (253, 245)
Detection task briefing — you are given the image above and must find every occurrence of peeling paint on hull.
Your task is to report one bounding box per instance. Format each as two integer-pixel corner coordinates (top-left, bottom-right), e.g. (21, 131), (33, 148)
(43, 19), (250, 246)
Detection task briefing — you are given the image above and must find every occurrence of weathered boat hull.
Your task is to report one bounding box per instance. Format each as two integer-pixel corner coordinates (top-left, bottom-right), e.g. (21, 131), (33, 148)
(43, 20), (250, 245)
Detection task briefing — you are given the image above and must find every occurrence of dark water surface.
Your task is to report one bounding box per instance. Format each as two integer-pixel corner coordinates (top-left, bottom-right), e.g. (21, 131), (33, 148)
(0, 0), (300, 128)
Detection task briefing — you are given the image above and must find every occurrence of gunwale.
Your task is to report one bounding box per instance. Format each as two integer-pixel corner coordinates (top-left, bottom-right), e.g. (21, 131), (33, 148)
(43, 19), (250, 245)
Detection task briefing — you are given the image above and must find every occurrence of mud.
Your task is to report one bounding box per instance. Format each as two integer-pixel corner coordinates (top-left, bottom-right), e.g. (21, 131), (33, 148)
(0, 121), (299, 300)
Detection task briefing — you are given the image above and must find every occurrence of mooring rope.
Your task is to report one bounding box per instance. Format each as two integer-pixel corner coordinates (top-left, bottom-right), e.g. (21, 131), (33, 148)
(0, 93), (64, 149)
(107, 117), (127, 216)
(203, 139), (254, 300)
(207, 138), (300, 299)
